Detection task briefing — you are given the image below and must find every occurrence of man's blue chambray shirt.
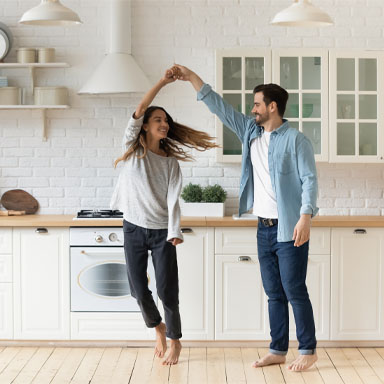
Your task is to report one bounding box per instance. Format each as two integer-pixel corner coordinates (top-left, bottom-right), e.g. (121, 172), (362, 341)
(197, 84), (319, 242)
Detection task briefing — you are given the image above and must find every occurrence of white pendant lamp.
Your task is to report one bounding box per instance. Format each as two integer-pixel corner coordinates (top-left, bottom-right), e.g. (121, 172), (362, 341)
(19, 0), (82, 26)
(271, 0), (333, 27)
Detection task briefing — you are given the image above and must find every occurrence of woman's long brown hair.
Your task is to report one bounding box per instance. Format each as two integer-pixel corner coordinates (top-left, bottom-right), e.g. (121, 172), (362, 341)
(114, 106), (218, 167)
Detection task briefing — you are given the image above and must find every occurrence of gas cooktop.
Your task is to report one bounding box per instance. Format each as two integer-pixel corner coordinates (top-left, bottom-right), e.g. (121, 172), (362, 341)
(75, 210), (123, 219)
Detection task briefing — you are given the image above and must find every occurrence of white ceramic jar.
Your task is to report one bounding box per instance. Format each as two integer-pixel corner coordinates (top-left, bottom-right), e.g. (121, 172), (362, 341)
(37, 48), (55, 63)
(34, 87), (68, 105)
(0, 87), (21, 105)
(17, 48), (36, 63)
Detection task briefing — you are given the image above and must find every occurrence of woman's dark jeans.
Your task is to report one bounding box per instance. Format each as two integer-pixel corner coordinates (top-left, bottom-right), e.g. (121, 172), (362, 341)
(257, 220), (316, 355)
(123, 220), (182, 340)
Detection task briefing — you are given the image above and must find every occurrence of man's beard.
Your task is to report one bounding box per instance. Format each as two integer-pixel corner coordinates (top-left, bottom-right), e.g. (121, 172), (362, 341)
(255, 111), (269, 125)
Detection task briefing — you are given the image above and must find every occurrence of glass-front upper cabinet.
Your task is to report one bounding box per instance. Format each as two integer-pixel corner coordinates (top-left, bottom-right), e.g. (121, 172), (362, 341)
(216, 49), (271, 162)
(329, 51), (384, 162)
(272, 50), (329, 162)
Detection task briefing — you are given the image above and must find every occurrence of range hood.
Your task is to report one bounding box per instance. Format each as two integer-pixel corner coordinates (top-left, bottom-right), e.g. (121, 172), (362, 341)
(78, 0), (151, 95)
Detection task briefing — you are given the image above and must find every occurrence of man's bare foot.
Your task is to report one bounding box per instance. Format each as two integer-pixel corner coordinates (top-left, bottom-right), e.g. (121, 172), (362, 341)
(287, 354), (318, 371)
(154, 322), (167, 358)
(252, 353), (286, 368)
(162, 339), (182, 365)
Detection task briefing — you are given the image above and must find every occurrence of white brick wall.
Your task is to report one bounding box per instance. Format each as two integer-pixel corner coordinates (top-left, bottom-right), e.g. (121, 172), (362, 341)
(0, 0), (383, 215)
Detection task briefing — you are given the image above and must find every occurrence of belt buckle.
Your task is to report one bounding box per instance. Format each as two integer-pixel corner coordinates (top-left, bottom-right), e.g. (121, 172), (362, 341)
(262, 218), (274, 227)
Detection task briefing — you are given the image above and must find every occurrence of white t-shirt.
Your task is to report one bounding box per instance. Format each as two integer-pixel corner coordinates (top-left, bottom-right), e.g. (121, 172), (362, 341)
(250, 130), (278, 219)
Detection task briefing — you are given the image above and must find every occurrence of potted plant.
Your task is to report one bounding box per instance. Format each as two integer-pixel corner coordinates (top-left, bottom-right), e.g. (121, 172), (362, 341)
(180, 183), (227, 217)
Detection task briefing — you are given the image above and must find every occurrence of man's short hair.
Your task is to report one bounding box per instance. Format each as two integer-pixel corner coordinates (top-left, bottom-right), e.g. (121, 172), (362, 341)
(253, 83), (289, 117)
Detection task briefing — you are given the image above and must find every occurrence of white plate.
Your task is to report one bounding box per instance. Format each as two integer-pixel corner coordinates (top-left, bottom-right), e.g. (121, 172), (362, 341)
(0, 22), (13, 61)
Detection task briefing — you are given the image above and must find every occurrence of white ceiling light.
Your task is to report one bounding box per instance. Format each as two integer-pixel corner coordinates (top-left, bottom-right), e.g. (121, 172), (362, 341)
(19, 0), (82, 26)
(271, 0), (333, 27)
(78, 0), (151, 95)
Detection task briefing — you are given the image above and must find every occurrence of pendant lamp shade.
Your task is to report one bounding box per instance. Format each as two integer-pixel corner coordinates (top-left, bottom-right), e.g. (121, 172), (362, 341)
(271, 0), (333, 27)
(19, 0), (82, 26)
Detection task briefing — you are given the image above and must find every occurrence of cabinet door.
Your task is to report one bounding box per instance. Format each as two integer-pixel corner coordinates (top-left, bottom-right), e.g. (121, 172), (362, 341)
(215, 254), (269, 340)
(13, 227), (70, 340)
(289, 254), (330, 341)
(177, 227), (214, 340)
(0, 283), (13, 339)
(329, 51), (384, 163)
(216, 49), (272, 163)
(331, 228), (384, 340)
(273, 49), (329, 162)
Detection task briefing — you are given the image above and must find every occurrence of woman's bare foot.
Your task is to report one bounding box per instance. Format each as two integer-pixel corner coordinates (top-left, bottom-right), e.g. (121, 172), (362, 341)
(162, 339), (182, 365)
(287, 354), (318, 371)
(252, 353), (286, 368)
(154, 322), (167, 358)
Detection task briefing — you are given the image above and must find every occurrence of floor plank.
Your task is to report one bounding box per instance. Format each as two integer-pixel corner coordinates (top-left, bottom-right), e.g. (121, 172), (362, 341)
(0, 347), (37, 384)
(129, 347), (155, 384)
(50, 347), (87, 384)
(110, 348), (138, 384)
(359, 348), (384, 382)
(91, 347), (123, 384)
(315, 348), (344, 384)
(224, 347), (246, 383)
(342, 348), (382, 384)
(188, 347), (207, 384)
(13, 347), (53, 384)
(0, 347), (21, 374)
(70, 347), (104, 384)
(169, 347), (189, 384)
(326, 348), (363, 384)
(241, 348), (267, 384)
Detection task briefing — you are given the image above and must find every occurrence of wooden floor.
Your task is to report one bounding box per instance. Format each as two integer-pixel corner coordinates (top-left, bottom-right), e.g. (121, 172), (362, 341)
(0, 347), (384, 383)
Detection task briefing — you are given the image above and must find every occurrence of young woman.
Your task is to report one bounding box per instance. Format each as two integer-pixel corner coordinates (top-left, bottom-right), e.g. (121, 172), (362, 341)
(111, 67), (217, 365)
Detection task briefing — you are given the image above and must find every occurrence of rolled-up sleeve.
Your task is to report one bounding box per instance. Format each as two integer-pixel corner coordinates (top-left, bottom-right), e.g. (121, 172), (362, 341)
(297, 135), (319, 217)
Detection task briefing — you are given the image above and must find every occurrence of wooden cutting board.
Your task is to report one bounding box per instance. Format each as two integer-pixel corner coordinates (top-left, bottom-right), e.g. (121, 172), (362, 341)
(1, 189), (39, 214)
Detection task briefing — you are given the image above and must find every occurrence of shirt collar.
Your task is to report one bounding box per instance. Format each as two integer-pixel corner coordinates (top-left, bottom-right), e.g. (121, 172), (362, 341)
(271, 119), (289, 135)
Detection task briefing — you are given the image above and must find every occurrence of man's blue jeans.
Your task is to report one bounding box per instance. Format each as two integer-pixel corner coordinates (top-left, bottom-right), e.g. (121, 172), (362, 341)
(257, 220), (316, 355)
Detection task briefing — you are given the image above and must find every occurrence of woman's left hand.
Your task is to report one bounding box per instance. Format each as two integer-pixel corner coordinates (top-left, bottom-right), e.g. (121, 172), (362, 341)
(170, 238), (183, 246)
(161, 67), (178, 85)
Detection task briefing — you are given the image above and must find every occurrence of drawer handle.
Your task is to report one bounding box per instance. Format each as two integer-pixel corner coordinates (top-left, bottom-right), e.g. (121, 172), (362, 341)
(354, 229), (367, 234)
(181, 228), (193, 233)
(238, 256), (251, 262)
(35, 228), (48, 234)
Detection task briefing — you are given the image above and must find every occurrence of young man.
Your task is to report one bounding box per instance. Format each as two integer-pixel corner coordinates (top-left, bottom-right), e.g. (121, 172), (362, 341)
(174, 64), (318, 372)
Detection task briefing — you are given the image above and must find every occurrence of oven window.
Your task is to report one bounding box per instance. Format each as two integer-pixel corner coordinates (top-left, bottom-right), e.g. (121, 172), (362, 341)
(79, 262), (131, 298)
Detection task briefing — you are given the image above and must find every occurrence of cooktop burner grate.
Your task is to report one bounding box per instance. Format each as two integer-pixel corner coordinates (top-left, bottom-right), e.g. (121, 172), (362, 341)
(76, 209), (123, 219)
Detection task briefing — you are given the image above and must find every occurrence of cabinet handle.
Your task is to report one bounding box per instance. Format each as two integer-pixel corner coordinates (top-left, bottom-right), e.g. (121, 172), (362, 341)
(238, 256), (251, 262)
(353, 229), (367, 234)
(35, 228), (48, 234)
(181, 228), (193, 233)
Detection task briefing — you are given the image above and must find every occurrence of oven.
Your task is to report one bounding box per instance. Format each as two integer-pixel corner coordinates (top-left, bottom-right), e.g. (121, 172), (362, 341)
(70, 226), (156, 312)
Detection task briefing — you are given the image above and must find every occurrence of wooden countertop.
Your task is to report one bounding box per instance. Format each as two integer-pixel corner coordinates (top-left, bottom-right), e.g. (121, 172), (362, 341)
(1, 214), (384, 227)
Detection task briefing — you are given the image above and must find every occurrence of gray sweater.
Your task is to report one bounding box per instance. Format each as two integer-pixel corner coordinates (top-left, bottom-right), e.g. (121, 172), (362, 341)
(110, 115), (183, 241)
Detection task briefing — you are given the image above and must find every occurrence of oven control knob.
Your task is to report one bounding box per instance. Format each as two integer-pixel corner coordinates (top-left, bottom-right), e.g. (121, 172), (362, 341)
(95, 235), (103, 243)
(109, 233), (118, 242)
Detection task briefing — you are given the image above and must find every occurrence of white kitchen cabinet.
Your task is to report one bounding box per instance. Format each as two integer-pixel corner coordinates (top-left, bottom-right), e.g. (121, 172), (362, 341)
(13, 227), (70, 340)
(331, 228), (384, 340)
(177, 227), (214, 340)
(215, 49), (272, 162)
(0, 284), (13, 339)
(329, 51), (384, 163)
(272, 49), (329, 162)
(215, 253), (269, 340)
(289, 228), (331, 341)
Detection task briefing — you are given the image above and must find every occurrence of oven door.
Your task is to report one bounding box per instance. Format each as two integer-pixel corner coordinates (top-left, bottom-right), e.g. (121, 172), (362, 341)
(70, 247), (156, 312)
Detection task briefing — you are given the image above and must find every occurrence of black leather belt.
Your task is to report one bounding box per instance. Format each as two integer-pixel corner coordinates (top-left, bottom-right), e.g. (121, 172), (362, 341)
(258, 217), (278, 227)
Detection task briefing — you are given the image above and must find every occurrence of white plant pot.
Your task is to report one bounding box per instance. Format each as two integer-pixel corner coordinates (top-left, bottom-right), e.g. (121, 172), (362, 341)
(181, 202), (225, 217)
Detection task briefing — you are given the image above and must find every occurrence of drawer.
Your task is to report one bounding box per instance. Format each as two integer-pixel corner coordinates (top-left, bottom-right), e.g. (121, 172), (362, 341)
(0, 229), (12, 253)
(0, 254), (12, 282)
(215, 227), (258, 254)
(309, 228), (330, 254)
